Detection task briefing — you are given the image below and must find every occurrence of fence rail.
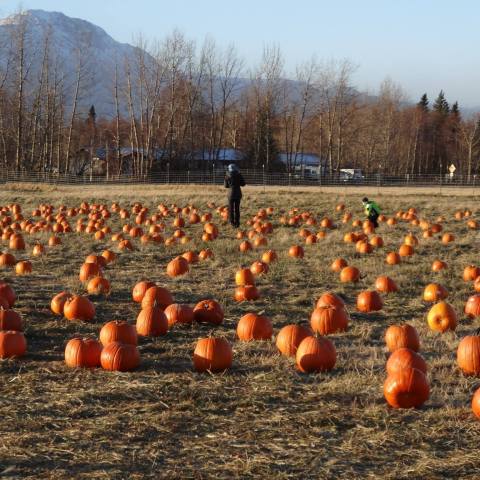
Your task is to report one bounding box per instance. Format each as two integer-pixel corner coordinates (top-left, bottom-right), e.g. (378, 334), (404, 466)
(1, 170), (480, 188)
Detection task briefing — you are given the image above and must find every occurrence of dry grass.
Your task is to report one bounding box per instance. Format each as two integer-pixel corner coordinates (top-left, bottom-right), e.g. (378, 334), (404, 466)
(1, 185), (480, 479)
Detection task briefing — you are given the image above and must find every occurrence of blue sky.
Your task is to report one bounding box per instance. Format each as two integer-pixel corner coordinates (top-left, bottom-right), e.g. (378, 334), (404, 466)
(1, 0), (479, 107)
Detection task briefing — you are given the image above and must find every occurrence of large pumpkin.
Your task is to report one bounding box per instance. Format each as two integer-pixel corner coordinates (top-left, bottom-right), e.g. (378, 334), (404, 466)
(164, 303), (194, 328)
(100, 320), (138, 346)
(295, 336), (336, 373)
(356, 290), (383, 312)
(236, 313), (273, 341)
(63, 295), (95, 322)
(0, 330), (27, 358)
(193, 299), (224, 325)
(136, 305), (168, 336)
(276, 324), (311, 357)
(141, 286), (174, 310)
(64, 337), (102, 368)
(385, 324), (420, 352)
(386, 348), (427, 375)
(426, 301), (457, 332)
(383, 368), (430, 408)
(193, 337), (232, 372)
(457, 331), (480, 376)
(100, 342), (140, 371)
(310, 305), (349, 335)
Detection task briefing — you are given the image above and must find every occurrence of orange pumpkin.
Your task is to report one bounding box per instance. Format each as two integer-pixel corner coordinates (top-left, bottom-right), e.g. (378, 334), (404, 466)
(385, 324), (420, 352)
(136, 305), (169, 336)
(193, 337), (232, 373)
(310, 305), (349, 335)
(63, 295), (95, 322)
(0, 330), (27, 358)
(356, 290), (383, 312)
(100, 342), (140, 371)
(141, 286), (174, 310)
(235, 268), (256, 286)
(296, 336), (336, 373)
(339, 266), (360, 283)
(422, 283), (448, 303)
(64, 338), (102, 368)
(426, 301), (457, 332)
(375, 276), (398, 293)
(275, 324), (311, 357)
(236, 313), (273, 341)
(164, 303), (194, 328)
(166, 256), (190, 277)
(384, 368), (430, 408)
(386, 348), (427, 376)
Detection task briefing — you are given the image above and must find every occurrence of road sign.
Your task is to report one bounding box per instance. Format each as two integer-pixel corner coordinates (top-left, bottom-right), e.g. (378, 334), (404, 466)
(449, 164), (456, 174)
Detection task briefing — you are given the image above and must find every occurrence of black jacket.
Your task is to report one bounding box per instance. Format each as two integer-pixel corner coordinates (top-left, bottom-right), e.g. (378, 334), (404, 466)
(224, 171), (245, 200)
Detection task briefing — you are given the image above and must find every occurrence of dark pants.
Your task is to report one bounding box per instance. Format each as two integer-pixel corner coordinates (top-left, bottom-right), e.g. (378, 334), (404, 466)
(369, 212), (379, 228)
(229, 197), (241, 227)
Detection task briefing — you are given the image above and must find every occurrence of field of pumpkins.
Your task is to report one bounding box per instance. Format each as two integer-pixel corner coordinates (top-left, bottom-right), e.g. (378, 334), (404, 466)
(1, 185), (480, 478)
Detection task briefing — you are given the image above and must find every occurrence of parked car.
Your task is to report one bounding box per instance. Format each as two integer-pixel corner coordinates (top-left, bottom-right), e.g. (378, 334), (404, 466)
(339, 169), (364, 183)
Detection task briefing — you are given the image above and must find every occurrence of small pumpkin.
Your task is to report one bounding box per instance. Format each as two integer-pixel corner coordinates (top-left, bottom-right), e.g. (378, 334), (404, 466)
(0, 330), (27, 358)
(164, 303), (194, 328)
(51, 291), (72, 315)
(0, 308), (23, 331)
(385, 252), (401, 265)
(237, 313), (273, 341)
(463, 265), (480, 282)
(295, 335), (336, 373)
(432, 259), (447, 272)
(398, 244), (414, 257)
(331, 258), (348, 272)
(310, 305), (349, 335)
(15, 260), (32, 275)
(385, 324), (420, 352)
(472, 387), (480, 419)
(166, 256), (190, 277)
(234, 285), (260, 302)
(386, 348), (427, 375)
(63, 295), (95, 322)
(384, 368), (430, 408)
(250, 260), (269, 276)
(87, 276), (111, 295)
(457, 330), (480, 376)
(288, 245), (304, 258)
(426, 301), (457, 332)
(0, 282), (16, 307)
(136, 305), (169, 336)
(100, 320), (138, 346)
(64, 337), (102, 368)
(423, 283), (448, 302)
(375, 276), (398, 293)
(193, 337), (232, 373)
(356, 290), (383, 312)
(79, 262), (102, 282)
(235, 268), (256, 286)
(193, 299), (224, 325)
(100, 342), (140, 371)
(316, 292), (346, 309)
(275, 324), (311, 357)
(465, 294), (480, 318)
(339, 266), (360, 283)
(261, 249), (277, 264)
(132, 280), (156, 303)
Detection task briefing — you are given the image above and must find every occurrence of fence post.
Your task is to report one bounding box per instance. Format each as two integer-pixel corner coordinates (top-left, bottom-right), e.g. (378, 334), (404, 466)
(288, 172), (291, 187)
(262, 164), (265, 192)
(167, 163), (170, 184)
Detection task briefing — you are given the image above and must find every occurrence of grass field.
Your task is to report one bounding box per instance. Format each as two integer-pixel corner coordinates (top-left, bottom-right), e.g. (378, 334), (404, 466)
(1, 183), (480, 479)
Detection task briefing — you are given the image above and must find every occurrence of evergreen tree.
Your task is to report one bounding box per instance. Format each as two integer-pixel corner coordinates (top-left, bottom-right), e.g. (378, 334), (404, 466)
(450, 101), (460, 118)
(417, 93), (429, 112)
(433, 90), (450, 115)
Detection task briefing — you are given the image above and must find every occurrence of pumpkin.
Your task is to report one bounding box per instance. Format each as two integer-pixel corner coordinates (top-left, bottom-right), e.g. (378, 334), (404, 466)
(0, 252), (16, 267)
(370, 235), (384, 248)
(32, 243), (45, 256)
(79, 262), (102, 282)
(310, 305), (349, 335)
(235, 268), (256, 286)
(85, 254), (107, 268)
(15, 260), (32, 275)
(101, 249), (117, 264)
(432, 259), (447, 272)
(166, 256), (189, 277)
(386, 348), (427, 375)
(331, 258), (348, 272)
(339, 266), (360, 283)
(64, 338), (102, 368)
(385, 252), (401, 265)
(182, 251), (199, 264)
(457, 331), (480, 376)
(136, 305), (169, 336)
(193, 299), (224, 324)
(375, 276), (398, 293)
(276, 324), (311, 357)
(441, 232), (455, 244)
(234, 285), (260, 302)
(87, 276), (111, 295)
(239, 240), (252, 252)
(0, 330), (27, 358)
(63, 295), (95, 322)
(288, 245), (304, 258)
(465, 294), (480, 318)
(250, 260), (269, 276)
(426, 301), (457, 332)
(0, 309), (23, 331)
(316, 292), (346, 309)
(0, 282), (16, 308)
(237, 313), (273, 341)
(472, 387), (480, 419)
(164, 303), (194, 328)
(193, 337), (232, 373)
(385, 324), (420, 352)
(9, 234), (25, 250)
(474, 277), (480, 293)
(100, 342), (140, 371)
(261, 250), (277, 264)
(51, 291), (72, 315)
(356, 240), (373, 254)
(141, 286), (173, 310)
(296, 336), (336, 373)
(463, 265), (480, 282)
(383, 368), (430, 408)
(398, 244), (414, 257)
(356, 290), (383, 312)
(423, 283), (448, 302)
(132, 280), (156, 303)
(199, 249), (214, 260)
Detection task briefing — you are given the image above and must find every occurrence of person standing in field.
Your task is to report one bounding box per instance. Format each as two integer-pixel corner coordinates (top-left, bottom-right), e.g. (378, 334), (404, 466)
(224, 164), (246, 228)
(362, 197), (381, 227)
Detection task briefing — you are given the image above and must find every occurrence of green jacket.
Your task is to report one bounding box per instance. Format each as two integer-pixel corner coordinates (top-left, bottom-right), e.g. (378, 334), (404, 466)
(364, 201), (381, 216)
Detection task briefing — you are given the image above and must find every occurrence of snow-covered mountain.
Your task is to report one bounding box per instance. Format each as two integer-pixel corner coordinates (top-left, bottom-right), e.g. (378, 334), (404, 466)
(0, 9), (152, 118)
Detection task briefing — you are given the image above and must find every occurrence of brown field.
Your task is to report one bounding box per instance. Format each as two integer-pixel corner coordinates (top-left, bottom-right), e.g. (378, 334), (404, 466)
(1, 184), (480, 479)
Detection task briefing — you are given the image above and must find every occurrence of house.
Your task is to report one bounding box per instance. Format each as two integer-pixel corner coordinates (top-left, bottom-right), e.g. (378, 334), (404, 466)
(192, 148), (245, 170)
(92, 147), (165, 175)
(278, 152), (328, 176)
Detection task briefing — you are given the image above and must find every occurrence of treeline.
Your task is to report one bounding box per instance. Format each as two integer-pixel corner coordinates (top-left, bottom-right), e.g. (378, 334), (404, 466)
(0, 13), (480, 177)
